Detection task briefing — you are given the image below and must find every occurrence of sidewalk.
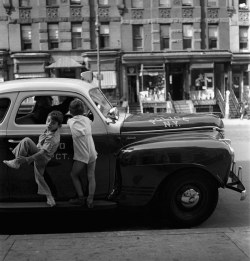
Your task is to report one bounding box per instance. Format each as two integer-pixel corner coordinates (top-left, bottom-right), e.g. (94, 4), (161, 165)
(1, 227), (250, 261)
(223, 118), (250, 126)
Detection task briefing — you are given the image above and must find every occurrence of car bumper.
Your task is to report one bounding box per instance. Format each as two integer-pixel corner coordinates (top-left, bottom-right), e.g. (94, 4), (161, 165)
(225, 163), (247, 201)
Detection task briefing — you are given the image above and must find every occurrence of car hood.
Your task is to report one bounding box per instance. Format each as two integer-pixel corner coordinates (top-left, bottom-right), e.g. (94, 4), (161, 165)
(121, 113), (224, 133)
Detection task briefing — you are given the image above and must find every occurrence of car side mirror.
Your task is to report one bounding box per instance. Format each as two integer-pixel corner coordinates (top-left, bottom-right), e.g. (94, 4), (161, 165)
(107, 107), (119, 124)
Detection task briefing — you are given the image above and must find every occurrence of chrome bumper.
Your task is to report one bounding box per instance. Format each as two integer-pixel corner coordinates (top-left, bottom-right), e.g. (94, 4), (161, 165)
(225, 163), (247, 201)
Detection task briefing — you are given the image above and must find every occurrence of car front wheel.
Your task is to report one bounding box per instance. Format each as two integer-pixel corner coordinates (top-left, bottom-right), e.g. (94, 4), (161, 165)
(159, 171), (219, 228)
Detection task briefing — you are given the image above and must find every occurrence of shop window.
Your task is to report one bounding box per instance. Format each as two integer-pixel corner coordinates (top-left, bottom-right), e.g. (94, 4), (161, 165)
(21, 25), (32, 50)
(100, 24), (110, 49)
(99, 0), (108, 5)
(182, 0), (193, 6)
(239, 26), (248, 51)
(239, 0), (248, 9)
(160, 24), (170, 49)
(207, 0), (218, 7)
(48, 23), (59, 50)
(72, 23), (82, 49)
(133, 25), (143, 51)
(132, 0), (143, 8)
(46, 0), (58, 5)
(183, 24), (193, 49)
(208, 25), (218, 49)
(159, 0), (171, 7)
(191, 73), (214, 100)
(19, 0), (30, 7)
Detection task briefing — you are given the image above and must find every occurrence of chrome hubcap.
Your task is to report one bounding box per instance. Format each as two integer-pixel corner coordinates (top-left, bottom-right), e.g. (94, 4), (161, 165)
(180, 188), (200, 208)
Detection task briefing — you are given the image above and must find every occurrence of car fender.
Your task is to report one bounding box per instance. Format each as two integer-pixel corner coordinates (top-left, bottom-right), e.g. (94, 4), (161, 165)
(115, 135), (231, 206)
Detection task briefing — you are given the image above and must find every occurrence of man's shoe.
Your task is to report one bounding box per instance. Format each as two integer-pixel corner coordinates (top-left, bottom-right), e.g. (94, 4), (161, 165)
(3, 159), (20, 169)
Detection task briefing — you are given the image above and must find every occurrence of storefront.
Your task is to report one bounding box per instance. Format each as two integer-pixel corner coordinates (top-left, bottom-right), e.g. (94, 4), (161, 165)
(0, 51), (8, 82)
(11, 53), (50, 80)
(122, 51), (232, 114)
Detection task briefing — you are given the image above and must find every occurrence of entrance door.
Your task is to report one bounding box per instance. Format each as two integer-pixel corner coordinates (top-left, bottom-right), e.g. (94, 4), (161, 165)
(171, 74), (183, 100)
(128, 76), (138, 103)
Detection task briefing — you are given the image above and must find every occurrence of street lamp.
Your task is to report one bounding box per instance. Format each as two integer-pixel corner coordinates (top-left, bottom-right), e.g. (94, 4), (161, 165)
(95, 0), (102, 89)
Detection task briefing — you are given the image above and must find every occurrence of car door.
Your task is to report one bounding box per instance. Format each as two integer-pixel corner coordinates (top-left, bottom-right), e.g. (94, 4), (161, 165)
(0, 94), (17, 202)
(6, 91), (111, 202)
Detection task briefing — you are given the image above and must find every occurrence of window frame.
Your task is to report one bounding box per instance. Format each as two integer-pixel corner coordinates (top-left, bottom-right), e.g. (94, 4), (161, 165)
(19, 0), (30, 7)
(48, 23), (59, 50)
(159, 0), (171, 7)
(99, 23), (110, 49)
(46, 0), (58, 6)
(182, 0), (193, 7)
(71, 23), (82, 49)
(208, 25), (218, 49)
(133, 25), (143, 51)
(132, 0), (143, 8)
(207, 0), (218, 7)
(160, 24), (170, 50)
(183, 24), (193, 50)
(21, 24), (32, 50)
(239, 26), (249, 51)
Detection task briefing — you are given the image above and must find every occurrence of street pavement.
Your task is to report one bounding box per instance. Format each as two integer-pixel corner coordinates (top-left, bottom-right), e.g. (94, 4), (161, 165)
(1, 118), (250, 261)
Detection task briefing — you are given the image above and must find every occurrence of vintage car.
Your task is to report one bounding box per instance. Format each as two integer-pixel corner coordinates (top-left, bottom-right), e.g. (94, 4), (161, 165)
(0, 78), (246, 227)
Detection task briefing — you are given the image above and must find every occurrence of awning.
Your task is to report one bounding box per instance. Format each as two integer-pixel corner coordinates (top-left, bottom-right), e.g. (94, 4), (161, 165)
(190, 63), (214, 69)
(92, 71), (117, 89)
(46, 57), (84, 68)
(15, 73), (47, 79)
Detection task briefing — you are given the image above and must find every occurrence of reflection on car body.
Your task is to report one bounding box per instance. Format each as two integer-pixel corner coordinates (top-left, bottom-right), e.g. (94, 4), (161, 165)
(0, 78), (246, 228)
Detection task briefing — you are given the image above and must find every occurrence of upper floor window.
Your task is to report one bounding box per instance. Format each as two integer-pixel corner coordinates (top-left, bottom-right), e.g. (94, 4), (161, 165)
(160, 24), (170, 50)
(19, 0), (30, 7)
(48, 23), (59, 50)
(99, 0), (108, 5)
(133, 25), (143, 51)
(46, 0), (58, 6)
(208, 25), (218, 49)
(207, 0), (218, 7)
(21, 25), (32, 50)
(132, 0), (143, 8)
(239, 26), (248, 51)
(183, 24), (193, 49)
(70, 0), (81, 5)
(182, 0), (193, 6)
(159, 0), (171, 7)
(72, 23), (82, 49)
(100, 24), (110, 49)
(239, 0), (248, 9)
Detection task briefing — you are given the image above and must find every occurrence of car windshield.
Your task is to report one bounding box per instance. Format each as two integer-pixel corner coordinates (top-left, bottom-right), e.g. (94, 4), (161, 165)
(89, 88), (112, 117)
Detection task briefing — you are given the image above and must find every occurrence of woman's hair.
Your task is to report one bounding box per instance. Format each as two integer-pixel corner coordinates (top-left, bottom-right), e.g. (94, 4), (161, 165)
(69, 99), (84, 116)
(48, 110), (64, 126)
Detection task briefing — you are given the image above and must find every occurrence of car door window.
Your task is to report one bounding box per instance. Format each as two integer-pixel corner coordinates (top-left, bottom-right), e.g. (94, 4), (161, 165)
(0, 98), (11, 123)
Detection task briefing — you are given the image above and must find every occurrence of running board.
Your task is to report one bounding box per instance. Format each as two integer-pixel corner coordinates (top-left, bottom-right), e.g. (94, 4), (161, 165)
(0, 200), (117, 211)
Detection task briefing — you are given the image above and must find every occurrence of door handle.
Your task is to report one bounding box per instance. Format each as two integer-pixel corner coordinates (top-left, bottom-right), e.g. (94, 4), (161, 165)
(8, 139), (22, 144)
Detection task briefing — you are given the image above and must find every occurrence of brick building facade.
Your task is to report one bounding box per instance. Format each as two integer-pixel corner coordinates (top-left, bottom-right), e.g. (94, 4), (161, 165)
(0, 0), (249, 115)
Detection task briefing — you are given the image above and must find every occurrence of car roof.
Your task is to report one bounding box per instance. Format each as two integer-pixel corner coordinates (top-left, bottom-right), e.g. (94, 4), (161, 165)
(0, 78), (96, 94)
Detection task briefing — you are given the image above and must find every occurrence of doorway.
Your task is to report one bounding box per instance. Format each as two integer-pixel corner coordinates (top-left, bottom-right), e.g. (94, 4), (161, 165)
(128, 76), (138, 103)
(171, 73), (183, 100)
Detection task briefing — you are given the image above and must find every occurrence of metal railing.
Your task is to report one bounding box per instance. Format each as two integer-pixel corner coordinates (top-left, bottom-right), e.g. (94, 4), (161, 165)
(215, 89), (225, 117)
(167, 92), (176, 113)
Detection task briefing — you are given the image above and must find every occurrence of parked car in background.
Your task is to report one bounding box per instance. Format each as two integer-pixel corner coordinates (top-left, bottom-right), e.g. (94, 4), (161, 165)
(0, 78), (246, 227)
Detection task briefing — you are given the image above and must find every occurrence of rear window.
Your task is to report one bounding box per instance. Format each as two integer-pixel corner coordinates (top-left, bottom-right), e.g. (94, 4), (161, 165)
(0, 98), (10, 123)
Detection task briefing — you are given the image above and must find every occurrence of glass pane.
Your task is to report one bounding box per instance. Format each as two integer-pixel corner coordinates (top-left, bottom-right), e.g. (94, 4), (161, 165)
(70, 0), (81, 5)
(161, 38), (169, 49)
(132, 0), (143, 8)
(209, 26), (218, 37)
(159, 0), (171, 6)
(47, 0), (57, 6)
(183, 24), (193, 37)
(240, 27), (248, 38)
(48, 24), (59, 39)
(99, 0), (108, 5)
(208, 0), (217, 6)
(21, 25), (31, 40)
(160, 25), (170, 37)
(72, 24), (82, 32)
(182, 0), (192, 6)
(20, 0), (30, 7)
(100, 24), (109, 34)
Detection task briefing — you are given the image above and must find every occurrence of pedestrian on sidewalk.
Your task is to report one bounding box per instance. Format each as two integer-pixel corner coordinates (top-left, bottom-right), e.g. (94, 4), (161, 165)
(67, 99), (97, 208)
(240, 100), (249, 120)
(3, 110), (64, 207)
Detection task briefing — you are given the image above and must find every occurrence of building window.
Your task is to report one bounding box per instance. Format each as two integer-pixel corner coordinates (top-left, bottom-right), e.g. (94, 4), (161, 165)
(207, 0), (218, 7)
(19, 0), (30, 7)
(239, 0), (248, 9)
(21, 25), (32, 50)
(99, 0), (108, 5)
(159, 0), (171, 7)
(72, 23), (82, 49)
(208, 25), (218, 49)
(100, 24), (110, 49)
(183, 24), (193, 49)
(46, 0), (57, 6)
(239, 26), (248, 51)
(160, 25), (170, 49)
(48, 23), (59, 49)
(133, 25), (143, 51)
(70, 0), (81, 5)
(132, 0), (143, 8)
(182, 0), (193, 6)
